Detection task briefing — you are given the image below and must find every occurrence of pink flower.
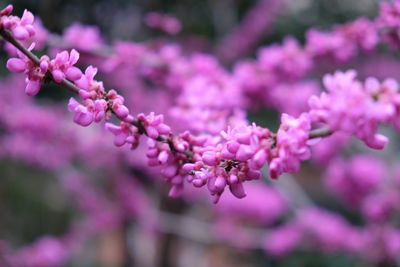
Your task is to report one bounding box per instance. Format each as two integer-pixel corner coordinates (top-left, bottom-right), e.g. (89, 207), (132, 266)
(216, 182), (287, 225)
(377, 0), (400, 48)
(324, 155), (385, 206)
(75, 66), (98, 91)
(105, 122), (139, 148)
(268, 113), (313, 178)
(49, 49), (82, 82)
(0, 6), (35, 40)
(306, 18), (378, 62)
(63, 23), (104, 51)
(106, 89), (130, 120)
(264, 224), (302, 257)
(309, 70), (394, 149)
(361, 192), (397, 222)
(258, 37), (313, 79)
(297, 208), (353, 252)
(6, 44), (48, 96)
(68, 97), (106, 126)
(12, 237), (68, 267)
(137, 112), (171, 139)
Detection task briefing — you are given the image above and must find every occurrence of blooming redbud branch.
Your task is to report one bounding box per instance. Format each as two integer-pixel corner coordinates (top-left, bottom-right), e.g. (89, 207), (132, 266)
(0, 25), (191, 152)
(6, 5), (383, 204)
(0, 23), (334, 137)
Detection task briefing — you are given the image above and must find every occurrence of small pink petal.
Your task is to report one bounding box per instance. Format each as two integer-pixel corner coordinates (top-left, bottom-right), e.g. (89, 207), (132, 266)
(229, 183), (246, 199)
(25, 79), (41, 96)
(6, 58), (26, 73)
(52, 69), (65, 83)
(65, 66), (82, 81)
(168, 184), (183, 198)
(12, 26), (29, 40)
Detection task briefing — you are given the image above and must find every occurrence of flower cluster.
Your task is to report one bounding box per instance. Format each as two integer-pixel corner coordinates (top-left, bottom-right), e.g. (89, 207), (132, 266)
(269, 113), (313, 178)
(3, 1), (400, 266)
(68, 65), (133, 126)
(179, 113), (317, 203)
(63, 23), (105, 51)
(6, 48), (82, 96)
(216, 0), (284, 63)
(324, 155), (385, 206)
(4, 4), (400, 204)
(306, 18), (378, 62)
(309, 70), (399, 149)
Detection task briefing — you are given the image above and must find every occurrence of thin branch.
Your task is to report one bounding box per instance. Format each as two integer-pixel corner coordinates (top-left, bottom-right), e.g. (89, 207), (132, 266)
(309, 126), (333, 139)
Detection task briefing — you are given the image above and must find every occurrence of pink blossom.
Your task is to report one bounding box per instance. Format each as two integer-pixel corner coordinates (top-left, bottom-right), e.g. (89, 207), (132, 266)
(49, 49), (82, 82)
(377, 0), (400, 48)
(63, 23), (104, 51)
(6, 44), (48, 96)
(137, 112), (171, 139)
(68, 97), (106, 126)
(75, 65), (98, 91)
(361, 192), (398, 222)
(105, 122), (139, 148)
(324, 155), (385, 206)
(297, 208), (353, 252)
(268, 113), (313, 178)
(309, 70), (394, 149)
(0, 6), (35, 40)
(12, 237), (68, 267)
(258, 37), (313, 79)
(306, 18), (378, 62)
(216, 182), (287, 225)
(264, 224), (302, 257)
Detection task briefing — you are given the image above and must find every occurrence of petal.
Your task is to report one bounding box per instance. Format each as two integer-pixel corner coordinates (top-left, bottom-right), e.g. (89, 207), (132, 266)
(25, 80), (41, 96)
(229, 183), (246, 199)
(6, 58), (26, 73)
(65, 66), (82, 81)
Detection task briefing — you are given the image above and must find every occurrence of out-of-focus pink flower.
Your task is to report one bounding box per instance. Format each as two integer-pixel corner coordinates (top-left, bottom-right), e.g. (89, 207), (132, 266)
(324, 155), (385, 206)
(12, 237), (68, 267)
(264, 224), (303, 257)
(63, 23), (104, 51)
(306, 18), (378, 62)
(258, 37), (313, 79)
(215, 182), (287, 225)
(105, 121), (139, 148)
(377, 0), (400, 48)
(297, 208), (353, 252)
(361, 192), (398, 222)
(144, 12), (181, 35)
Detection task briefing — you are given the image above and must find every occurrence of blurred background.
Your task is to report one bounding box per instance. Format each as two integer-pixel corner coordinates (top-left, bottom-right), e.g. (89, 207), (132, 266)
(0, 0), (395, 267)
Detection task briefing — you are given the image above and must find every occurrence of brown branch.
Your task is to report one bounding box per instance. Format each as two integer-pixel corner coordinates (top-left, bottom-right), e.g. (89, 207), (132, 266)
(309, 126), (333, 139)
